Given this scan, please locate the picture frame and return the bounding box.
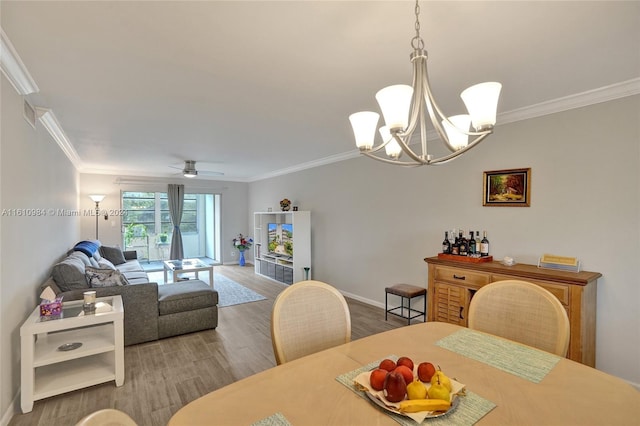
[483,168,531,207]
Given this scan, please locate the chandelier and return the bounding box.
[349,0,502,166]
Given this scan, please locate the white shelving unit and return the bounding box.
[254,210,311,285]
[20,296,124,413]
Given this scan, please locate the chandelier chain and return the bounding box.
[411,0,424,50]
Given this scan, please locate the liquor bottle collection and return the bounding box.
[442,230,490,258]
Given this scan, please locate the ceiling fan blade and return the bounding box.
[167,160,223,177]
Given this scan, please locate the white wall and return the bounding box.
[249,95,640,387]
[78,174,248,264]
[0,76,80,420]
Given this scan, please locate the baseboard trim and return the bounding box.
[339,289,385,310]
[1,390,19,426]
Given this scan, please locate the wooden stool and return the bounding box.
[385,284,427,325]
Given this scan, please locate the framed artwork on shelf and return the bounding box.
[483,168,531,207]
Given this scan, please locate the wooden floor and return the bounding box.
[10,265,410,426]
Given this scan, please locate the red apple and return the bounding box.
[369,368,388,391]
[397,356,414,371]
[378,358,397,372]
[394,365,414,386]
[417,362,436,382]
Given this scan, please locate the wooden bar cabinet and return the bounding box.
[424,256,601,367]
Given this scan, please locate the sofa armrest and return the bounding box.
[123,250,138,260]
[58,282,160,345]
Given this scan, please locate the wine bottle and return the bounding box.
[480,231,490,257]
[475,231,481,254]
[468,231,476,256]
[442,231,451,254]
[451,231,459,255]
[458,230,468,256]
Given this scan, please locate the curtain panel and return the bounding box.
[168,183,185,259]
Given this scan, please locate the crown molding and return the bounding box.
[35,108,82,169]
[498,78,640,125]
[0,28,39,95]
[419,78,640,139]
[248,151,359,182]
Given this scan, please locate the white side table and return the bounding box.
[20,295,124,413]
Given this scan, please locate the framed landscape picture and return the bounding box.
[483,168,531,207]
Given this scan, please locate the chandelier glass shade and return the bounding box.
[349,1,502,166]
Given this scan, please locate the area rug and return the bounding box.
[147,271,267,307]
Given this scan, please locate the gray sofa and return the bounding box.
[41,242,218,345]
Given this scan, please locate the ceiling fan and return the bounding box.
[169,160,224,178]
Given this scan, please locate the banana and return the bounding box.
[398,399,451,413]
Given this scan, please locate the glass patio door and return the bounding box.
[121,191,220,263]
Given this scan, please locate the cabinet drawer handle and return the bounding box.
[453,274,466,280]
[459,306,464,319]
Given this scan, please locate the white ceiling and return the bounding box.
[2,1,639,181]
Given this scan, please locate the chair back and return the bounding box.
[468,280,570,356]
[75,409,137,426]
[271,280,351,365]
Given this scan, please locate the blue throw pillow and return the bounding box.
[73,240,99,258]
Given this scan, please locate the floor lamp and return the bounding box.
[89,195,105,239]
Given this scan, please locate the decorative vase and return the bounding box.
[238,250,246,266]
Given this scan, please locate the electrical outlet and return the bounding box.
[231,251,236,257]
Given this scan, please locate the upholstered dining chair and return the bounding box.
[271,280,351,365]
[75,408,137,426]
[468,280,570,357]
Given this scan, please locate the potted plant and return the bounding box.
[124,223,147,247]
[158,232,168,243]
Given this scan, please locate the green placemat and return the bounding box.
[251,412,291,426]
[336,356,496,425]
[436,328,561,383]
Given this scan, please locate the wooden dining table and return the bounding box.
[168,322,639,425]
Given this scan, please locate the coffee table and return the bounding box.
[20,295,124,413]
[164,258,214,288]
